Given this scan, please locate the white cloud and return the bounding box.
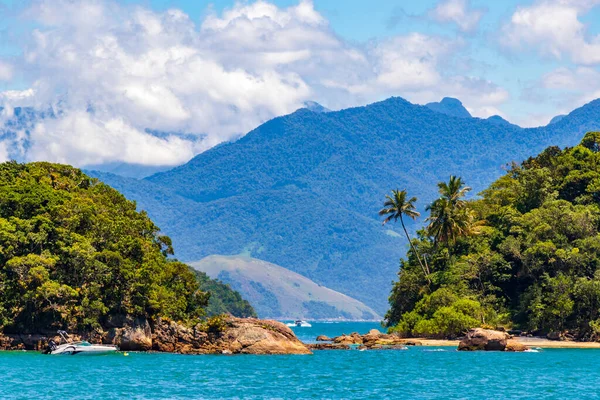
[0,62,13,81]
[0,0,510,168]
[502,0,600,64]
[513,65,600,127]
[542,66,600,105]
[429,0,485,32]
[0,141,10,163]
[0,89,35,105]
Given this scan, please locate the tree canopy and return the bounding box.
[387,132,600,339]
[0,162,254,334]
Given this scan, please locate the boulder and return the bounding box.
[333,332,363,345]
[505,340,529,352]
[213,318,311,355]
[152,318,208,354]
[316,335,331,342]
[401,340,423,346]
[107,317,152,351]
[547,331,562,341]
[308,343,350,350]
[458,328,510,351]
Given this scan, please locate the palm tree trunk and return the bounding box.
[400,216,431,284]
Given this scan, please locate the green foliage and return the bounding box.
[194,270,256,318]
[387,133,600,338]
[0,162,251,333]
[198,314,229,335]
[390,289,484,338]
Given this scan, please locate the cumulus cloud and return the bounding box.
[543,66,600,104]
[429,0,485,32]
[0,0,509,168]
[0,62,13,81]
[501,0,600,64]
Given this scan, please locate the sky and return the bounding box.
[0,0,599,168]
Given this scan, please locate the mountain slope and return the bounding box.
[91,97,600,312]
[425,97,472,118]
[191,255,381,320]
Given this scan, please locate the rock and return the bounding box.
[458,328,510,351]
[151,318,208,354]
[108,317,153,351]
[316,335,331,341]
[505,340,529,352]
[547,331,562,341]
[307,343,350,350]
[213,318,311,355]
[222,350,232,355]
[333,333,363,345]
[401,340,423,346]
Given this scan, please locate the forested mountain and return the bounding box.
[387,133,600,339]
[0,162,254,334]
[91,97,600,312]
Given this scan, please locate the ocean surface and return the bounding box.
[2,322,600,399]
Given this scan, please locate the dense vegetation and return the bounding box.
[0,162,254,334]
[386,133,600,339]
[90,97,600,312]
[195,271,256,318]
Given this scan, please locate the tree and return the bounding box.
[379,189,430,282]
[426,176,474,246]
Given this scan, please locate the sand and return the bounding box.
[414,337,600,349]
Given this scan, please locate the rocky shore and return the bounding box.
[0,317,311,355]
[307,329,423,350]
[308,328,534,352]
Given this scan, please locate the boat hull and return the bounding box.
[50,345,118,356]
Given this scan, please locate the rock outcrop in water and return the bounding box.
[458,328,528,352]
[0,317,311,355]
[308,329,422,350]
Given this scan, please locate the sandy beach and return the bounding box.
[415,337,600,349]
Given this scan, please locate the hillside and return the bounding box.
[0,162,254,334]
[387,132,600,339]
[91,97,600,312]
[190,255,381,320]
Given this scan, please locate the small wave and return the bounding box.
[524,349,540,353]
[423,349,447,352]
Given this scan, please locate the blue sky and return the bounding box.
[0,0,599,167]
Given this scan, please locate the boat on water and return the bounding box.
[43,331,118,355]
[286,320,312,328]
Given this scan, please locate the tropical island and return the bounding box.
[0,162,308,354]
[382,132,600,342]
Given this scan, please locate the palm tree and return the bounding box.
[426,176,473,246]
[379,189,430,282]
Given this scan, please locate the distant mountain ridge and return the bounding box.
[425,97,472,118]
[191,255,381,320]
[88,96,600,312]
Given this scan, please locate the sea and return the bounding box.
[2,321,599,399]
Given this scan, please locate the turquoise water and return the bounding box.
[2,322,600,399]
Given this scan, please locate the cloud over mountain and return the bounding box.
[0,0,508,168]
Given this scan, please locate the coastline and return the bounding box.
[413,337,600,349]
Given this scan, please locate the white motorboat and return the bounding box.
[44,331,118,355]
[286,320,311,328]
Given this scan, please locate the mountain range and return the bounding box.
[85,96,600,313]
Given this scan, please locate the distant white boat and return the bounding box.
[286,320,312,328]
[44,331,118,355]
